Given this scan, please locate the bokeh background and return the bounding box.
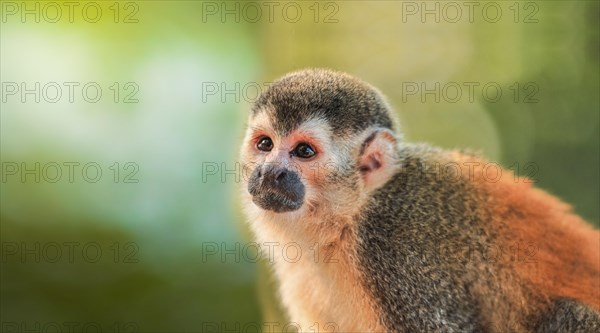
[1,1,598,332]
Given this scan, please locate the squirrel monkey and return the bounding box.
[239,69,600,332]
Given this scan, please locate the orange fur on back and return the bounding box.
[455,152,600,311]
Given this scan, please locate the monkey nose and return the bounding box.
[274,168,287,183]
[258,164,299,189]
[248,164,305,212]
[262,166,287,185]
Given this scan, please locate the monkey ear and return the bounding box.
[358,129,399,191]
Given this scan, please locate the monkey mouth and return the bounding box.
[247,166,306,213]
[250,190,304,213]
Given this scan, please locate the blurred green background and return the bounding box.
[1,1,598,332]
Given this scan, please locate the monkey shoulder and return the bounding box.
[360,143,487,233]
[355,143,491,332]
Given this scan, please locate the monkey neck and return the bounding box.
[244,190,385,332]
[242,195,360,262]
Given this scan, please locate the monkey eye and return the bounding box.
[256,137,273,152]
[292,143,316,159]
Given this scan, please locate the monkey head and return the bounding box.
[240,69,401,219]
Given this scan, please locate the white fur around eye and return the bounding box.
[294,117,349,165]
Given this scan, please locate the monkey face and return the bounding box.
[241,112,346,215]
[240,69,400,218]
[245,118,311,212]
